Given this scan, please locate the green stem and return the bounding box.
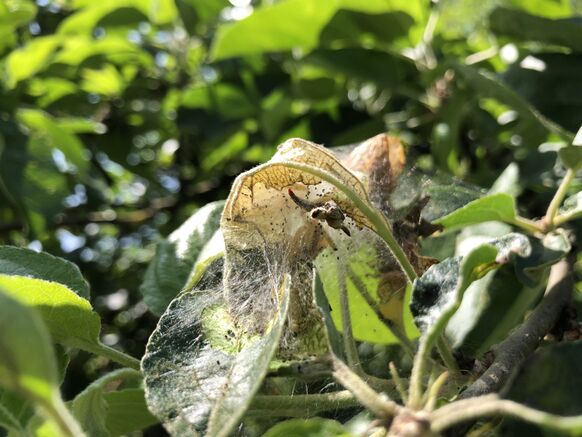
[42,395,85,437]
[425,371,449,412]
[436,336,459,374]
[510,216,544,234]
[544,168,575,229]
[389,362,408,404]
[279,161,418,283]
[338,265,361,372]
[83,342,141,371]
[431,394,582,434]
[249,390,360,416]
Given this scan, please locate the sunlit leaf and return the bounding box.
[0,246,90,299]
[4,36,60,88]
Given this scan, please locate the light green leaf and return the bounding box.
[0,290,84,437]
[142,277,291,436]
[140,200,224,315]
[210,0,338,60]
[5,36,60,88]
[0,246,90,299]
[0,274,101,351]
[434,193,517,229]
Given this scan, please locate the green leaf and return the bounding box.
[140,200,224,315]
[0,345,70,435]
[558,126,582,169]
[0,290,83,436]
[503,341,582,435]
[433,193,517,229]
[210,0,423,60]
[501,53,582,133]
[302,48,417,89]
[102,389,158,436]
[0,123,72,236]
[71,369,154,437]
[142,277,291,436]
[0,246,90,299]
[210,0,339,60]
[4,35,60,88]
[453,63,574,141]
[489,7,582,52]
[410,244,499,333]
[0,274,101,351]
[263,418,349,437]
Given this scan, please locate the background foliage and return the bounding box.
[0,0,581,435]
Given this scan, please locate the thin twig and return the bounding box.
[431,394,582,434]
[425,371,449,412]
[331,356,402,419]
[389,362,408,405]
[459,257,573,400]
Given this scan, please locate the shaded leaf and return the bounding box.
[71,368,153,437]
[0,246,90,299]
[103,389,158,436]
[503,341,582,436]
[142,278,291,436]
[302,48,418,89]
[140,200,224,315]
[490,7,582,52]
[453,63,573,141]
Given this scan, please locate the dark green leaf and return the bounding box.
[0,246,90,299]
[490,7,582,52]
[263,418,348,437]
[143,278,291,436]
[453,63,574,141]
[103,389,158,436]
[503,341,582,436]
[433,193,517,229]
[558,126,582,169]
[140,201,224,315]
[302,48,418,89]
